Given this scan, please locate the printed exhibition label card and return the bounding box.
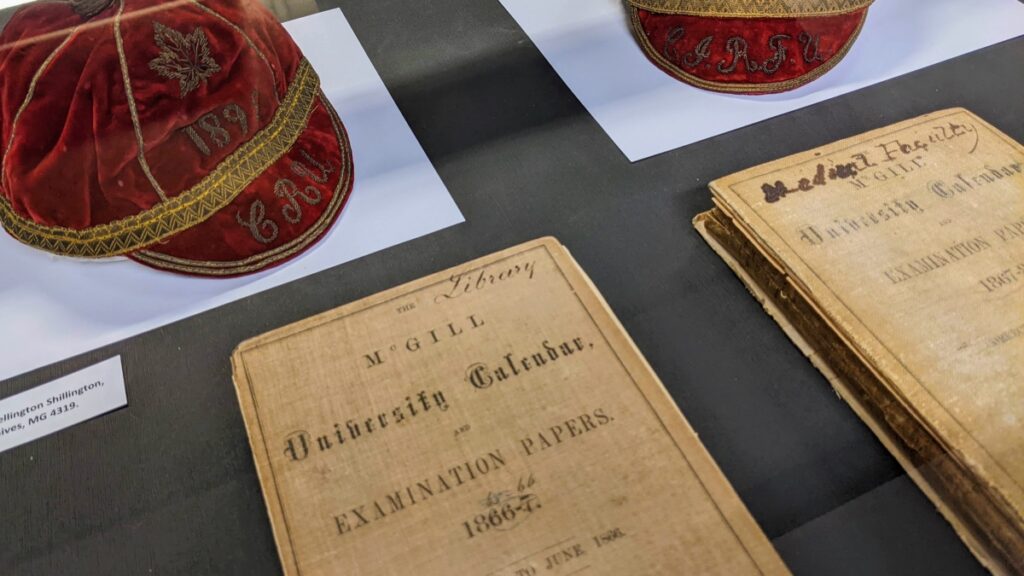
[0,356,127,453]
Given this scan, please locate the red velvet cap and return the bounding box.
[628,0,874,94]
[0,0,353,276]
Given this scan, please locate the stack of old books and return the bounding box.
[695,108,1024,575]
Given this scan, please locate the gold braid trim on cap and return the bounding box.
[627,0,873,18]
[0,58,320,258]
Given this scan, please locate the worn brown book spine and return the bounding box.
[695,208,1024,575]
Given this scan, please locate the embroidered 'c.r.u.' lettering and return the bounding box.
[234,147,334,243]
[275,178,323,224]
[290,149,334,184]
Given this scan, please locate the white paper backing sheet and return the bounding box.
[498,0,1024,161]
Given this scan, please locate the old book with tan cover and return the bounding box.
[694,108,1024,575]
[231,238,789,576]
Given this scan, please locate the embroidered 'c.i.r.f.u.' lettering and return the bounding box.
[628,0,872,17]
[664,27,827,78]
[799,32,825,63]
[630,6,868,94]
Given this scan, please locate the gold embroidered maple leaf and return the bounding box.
[148,21,222,98]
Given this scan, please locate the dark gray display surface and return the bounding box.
[1,1,1020,574]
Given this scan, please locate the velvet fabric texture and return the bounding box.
[630,3,871,94]
[0,0,353,276]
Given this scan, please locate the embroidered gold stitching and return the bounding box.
[663,28,715,69]
[299,184,322,205]
[630,6,868,93]
[762,35,790,75]
[290,149,333,184]
[183,125,212,156]
[659,25,826,79]
[237,147,333,241]
[223,103,249,136]
[0,59,321,257]
[717,37,756,74]
[685,36,712,68]
[131,93,353,276]
[273,178,321,225]
[236,199,278,244]
[799,32,826,63]
[275,181,302,224]
[114,0,167,201]
[181,100,254,156]
[628,0,873,18]
[252,90,261,124]
[148,21,221,98]
[198,112,231,149]
[189,0,282,104]
[663,27,685,64]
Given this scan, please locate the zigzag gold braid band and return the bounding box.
[0,58,319,258]
[627,0,873,18]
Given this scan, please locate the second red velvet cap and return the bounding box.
[628,0,874,94]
